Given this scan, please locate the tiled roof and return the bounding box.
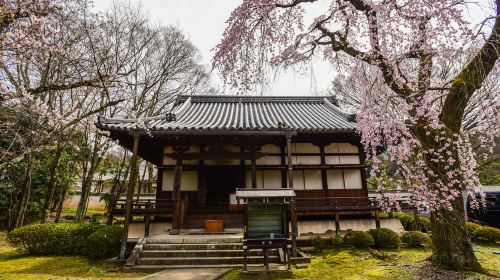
[97,95,356,134]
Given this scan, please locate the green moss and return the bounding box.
[220,244,500,279]
[0,232,146,280]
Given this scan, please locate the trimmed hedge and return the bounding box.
[344,231,374,248]
[466,222,500,243]
[393,212,431,232]
[401,231,431,247]
[83,225,123,259]
[7,223,123,259]
[368,228,401,248]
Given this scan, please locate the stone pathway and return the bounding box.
[139,268,231,280]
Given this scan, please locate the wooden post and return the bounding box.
[171,153,183,234]
[375,210,381,229]
[144,200,151,237]
[335,212,340,235]
[198,146,207,206]
[319,145,328,206]
[285,132,293,189]
[290,198,298,257]
[119,132,140,260]
[280,144,287,188]
[251,152,257,189]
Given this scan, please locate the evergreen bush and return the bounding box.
[83,225,123,259]
[401,231,431,247]
[466,222,500,243]
[344,231,374,248]
[368,228,401,248]
[7,223,122,259]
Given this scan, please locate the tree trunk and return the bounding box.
[12,151,33,230]
[54,183,69,223]
[75,137,102,223]
[430,197,481,271]
[40,143,64,223]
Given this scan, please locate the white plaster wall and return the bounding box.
[338,143,359,153]
[245,171,264,188]
[339,155,360,164]
[295,218,404,235]
[304,170,323,190]
[128,222,171,239]
[292,170,305,190]
[344,169,362,189]
[325,155,340,164]
[327,169,344,189]
[162,170,198,191]
[262,170,281,189]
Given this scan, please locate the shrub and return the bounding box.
[344,231,374,248]
[401,231,431,247]
[90,213,102,225]
[368,228,401,248]
[83,225,123,259]
[329,234,345,246]
[393,212,431,232]
[473,226,500,243]
[7,223,99,255]
[311,235,327,252]
[412,217,431,233]
[465,221,482,241]
[393,212,412,230]
[7,223,122,259]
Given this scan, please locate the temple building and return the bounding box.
[97,95,378,235]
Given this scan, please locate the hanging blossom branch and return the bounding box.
[214,0,500,212]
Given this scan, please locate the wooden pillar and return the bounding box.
[119,132,140,260]
[171,148,184,235]
[375,210,381,229]
[320,145,328,194]
[144,200,151,237]
[335,212,340,235]
[280,144,287,188]
[290,197,298,257]
[251,152,257,189]
[239,146,246,188]
[172,159,182,200]
[285,132,293,189]
[197,146,207,206]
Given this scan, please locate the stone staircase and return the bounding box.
[125,235,282,272]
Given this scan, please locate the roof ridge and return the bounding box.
[175,95,336,103]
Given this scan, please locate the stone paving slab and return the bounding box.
[139,267,231,280]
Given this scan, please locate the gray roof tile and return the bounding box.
[97,95,356,133]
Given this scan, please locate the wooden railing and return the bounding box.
[111,198,179,215]
[294,196,378,212]
[110,198,188,236]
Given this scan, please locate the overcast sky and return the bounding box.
[92,0,493,97]
[92,0,336,96]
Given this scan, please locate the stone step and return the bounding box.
[124,264,242,273]
[140,249,278,258]
[136,255,280,266]
[146,237,243,244]
[143,243,243,250]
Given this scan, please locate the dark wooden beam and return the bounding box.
[251,153,257,189]
[165,151,268,160]
[197,146,207,207]
[286,132,294,189]
[320,145,328,195]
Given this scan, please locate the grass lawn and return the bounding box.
[221,244,500,280]
[1,229,499,280]
[0,232,147,280]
